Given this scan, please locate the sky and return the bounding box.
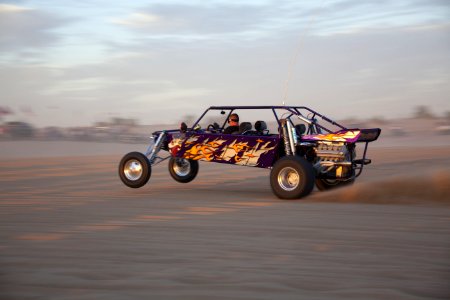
[0,0,449,127]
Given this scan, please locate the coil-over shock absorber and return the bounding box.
[280,119,297,156]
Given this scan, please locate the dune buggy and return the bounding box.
[118,106,381,199]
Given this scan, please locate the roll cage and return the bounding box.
[191,105,346,136]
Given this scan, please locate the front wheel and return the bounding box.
[270,156,315,199]
[118,152,151,188]
[168,157,199,183]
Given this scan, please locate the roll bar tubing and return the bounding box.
[191,106,347,133]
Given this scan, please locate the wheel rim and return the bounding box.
[173,158,191,177]
[278,167,300,191]
[124,159,143,181]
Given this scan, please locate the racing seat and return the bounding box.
[255,121,269,135]
[295,124,306,135]
[238,122,252,134]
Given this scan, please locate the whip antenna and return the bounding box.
[282,0,327,104]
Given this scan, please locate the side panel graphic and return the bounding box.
[168,133,280,168]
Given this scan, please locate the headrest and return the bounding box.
[255,120,267,132]
[295,124,306,135]
[239,122,252,133]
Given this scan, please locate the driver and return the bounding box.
[223,113,240,134]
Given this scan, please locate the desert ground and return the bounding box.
[0,134,449,300]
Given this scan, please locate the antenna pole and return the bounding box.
[281,0,327,104]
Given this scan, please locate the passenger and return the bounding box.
[223,113,240,134]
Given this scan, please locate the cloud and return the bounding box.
[285,0,450,36]
[0,4,67,52]
[109,0,450,47]
[113,3,275,36]
[0,3,31,13]
[112,12,162,28]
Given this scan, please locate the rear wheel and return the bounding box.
[168,157,199,183]
[118,152,151,188]
[270,156,315,199]
[315,178,355,191]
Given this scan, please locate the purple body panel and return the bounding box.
[167,132,280,169]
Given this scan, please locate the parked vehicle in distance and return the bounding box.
[435,125,450,135]
[3,121,35,139]
[118,106,381,199]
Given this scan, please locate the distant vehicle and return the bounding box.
[67,127,91,141]
[389,126,407,137]
[91,126,113,142]
[4,121,34,138]
[118,106,381,199]
[0,125,5,139]
[435,125,450,135]
[40,126,65,140]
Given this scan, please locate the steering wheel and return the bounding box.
[207,122,220,133]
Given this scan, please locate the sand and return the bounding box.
[0,138,449,300]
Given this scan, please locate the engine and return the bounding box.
[313,141,354,178]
